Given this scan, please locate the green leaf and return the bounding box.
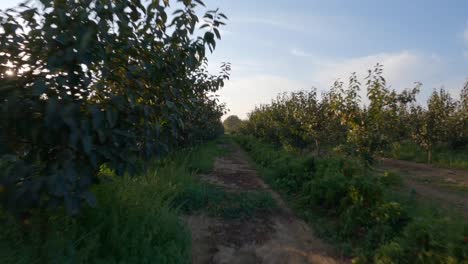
[213,28,221,39]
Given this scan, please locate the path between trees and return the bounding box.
[185,142,348,264]
[379,158,468,218]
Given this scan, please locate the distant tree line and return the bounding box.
[240,64,468,162]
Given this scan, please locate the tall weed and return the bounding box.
[0,153,197,263]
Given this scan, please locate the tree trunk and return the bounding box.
[427,147,432,164]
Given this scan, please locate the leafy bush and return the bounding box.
[301,173,348,214]
[0,157,195,263]
[374,218,466,264]
[236,135,315,192]
[379,171,404,187]
[235,135,465,263]
[302,163,408,248]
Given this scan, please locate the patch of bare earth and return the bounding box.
[379,158,468,218]
[185,143,348,264]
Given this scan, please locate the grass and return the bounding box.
[388,142,468,170]
[175,136,277,219]
[0,136,279,263]
[0,160,193,264]
[376,188,467,263]
[0,139,230,264]
[175,183,277,219]
[186,136,229,173]
[234,134,467,263]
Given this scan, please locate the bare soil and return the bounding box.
[378,158,468,218]
[186,143,349,264]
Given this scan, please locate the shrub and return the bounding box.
[373,242,404,264]
[235,135,464,263]
[301,173,348,214]
[379,171,404,187]
[374,217,465,264]
[0,159,193,263]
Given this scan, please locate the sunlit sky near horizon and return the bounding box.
[2,0,468,119]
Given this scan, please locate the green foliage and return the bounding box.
[0,155,197,263]
[175,183,277,219]
[223,115,244,134]
[0,0,229,216]
[451,81,468,148]
[186,139,227,174]
[300,162,409,249]
[388,142,468,170]
[344,65,419,161]
[239,66,467,165]
[241,89,343,153]
[374,217,466,264]
[410,89,459,163]
[379,171,404,187]
[172,137,277,219]
[235,135,466,263]
[235,135,315,192]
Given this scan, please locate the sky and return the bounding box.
[2,0,468,119]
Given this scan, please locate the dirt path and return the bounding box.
[186,143,348,264]
[378,158,468,217]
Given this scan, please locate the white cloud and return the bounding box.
[290,48,312,57]
[306,51,468,105]
[217,51,465,118]
[219,75,307,119]
[309,51,445,95]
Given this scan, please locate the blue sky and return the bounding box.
[203,0,468,118]
[2,0,468,118]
